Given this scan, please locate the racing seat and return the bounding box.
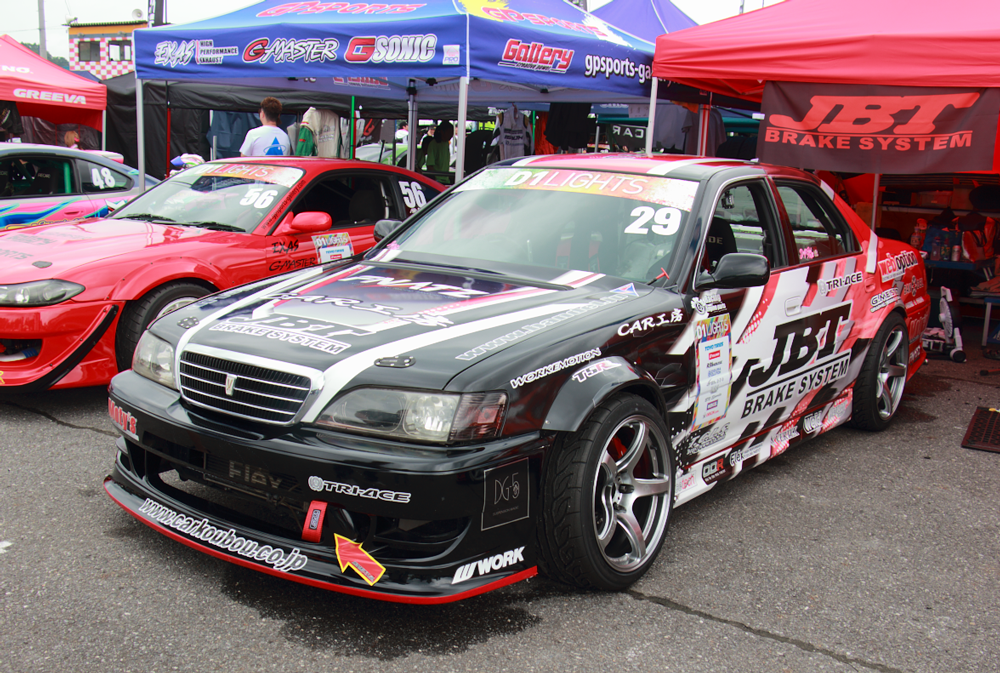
[704,216,738,273]
[345,189,385,225]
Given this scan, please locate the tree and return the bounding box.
[19,41,71,70]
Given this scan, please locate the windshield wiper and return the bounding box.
[115,213,176,223]
[184,221,244,232]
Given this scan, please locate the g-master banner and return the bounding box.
[759,82,1000,174]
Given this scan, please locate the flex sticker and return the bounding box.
[334,534,385,586]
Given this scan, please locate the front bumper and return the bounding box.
[105,371,546,603]
[0,300,122,391]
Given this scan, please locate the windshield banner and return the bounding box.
[759,82,1000,173]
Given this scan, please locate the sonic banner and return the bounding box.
[759,82,1000,174]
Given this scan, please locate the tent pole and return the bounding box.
[697,104,710,156]
[210,111,216,160]
[350,96,356,159]
[645,77,659,154]
[871,173,880,229]
[406,79,418,173]
[593,122,600,153]
[101,110,106,150]
[136,78,146,193]
[456,76,469,182]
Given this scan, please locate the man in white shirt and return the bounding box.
[240,97,291,157]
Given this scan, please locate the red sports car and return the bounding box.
[0,157,444,391]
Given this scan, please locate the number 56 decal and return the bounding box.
[240,187,278,209]
[624,206,682,236]
[400,181,427,212]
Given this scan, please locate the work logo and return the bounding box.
[499,40,573,73]
[452,546,525,584]
[345,35,436,63]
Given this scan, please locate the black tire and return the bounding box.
[537,394,674,590]
[115,282,210,371]
[849,313,908,431]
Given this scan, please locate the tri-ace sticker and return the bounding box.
[308,476,411,503]
[452,546,526,585]
[817,272,863,294]
[482,459,529,531]
[209,315,350,355]
[877,250,919,282]
[108,399,138,438]
[138,498,307,573]
[741,302,851,419]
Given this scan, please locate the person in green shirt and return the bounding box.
[424,121,453,175]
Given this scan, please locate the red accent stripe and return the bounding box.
[104,479,537,605]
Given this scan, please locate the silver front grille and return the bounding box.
[179,351,312,424]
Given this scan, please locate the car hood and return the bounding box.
[171,261,646,393]
[0,218,219,281]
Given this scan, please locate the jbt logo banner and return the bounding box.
[759,82,1000,174]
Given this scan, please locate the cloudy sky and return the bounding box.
[8,0,780,61]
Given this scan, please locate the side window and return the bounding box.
[397,178,434,217]
[3,157,74,197]
[78,161,131,193]
[702,181,784,274]
[292,174,399,229]
[776,182,859,264]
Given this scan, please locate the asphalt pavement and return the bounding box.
[1,338,998,673]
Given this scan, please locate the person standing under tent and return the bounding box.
[424,121,454,174]
[241,97,291,157]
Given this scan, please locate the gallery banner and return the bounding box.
[759,82,1000,173]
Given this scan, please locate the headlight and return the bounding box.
[132,331,176,389]
[316,388,507,444]
[0,280,84,306]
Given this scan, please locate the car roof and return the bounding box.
[0,142,130,170]
[489,153,814,184]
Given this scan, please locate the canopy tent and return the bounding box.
[650,0,1000,102]
[647,0,1000,176]
[592,0,697,44]
[0,35,106,130]
[132,0,657,182]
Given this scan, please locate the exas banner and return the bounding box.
[759,82,1000,173]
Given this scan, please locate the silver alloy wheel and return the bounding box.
[877,324,908,420]
[591,414,672,572]
[155,296,198,321]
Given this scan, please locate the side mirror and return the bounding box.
[373,218,403,242]
[699,253,770,289]
[273,211,332,236]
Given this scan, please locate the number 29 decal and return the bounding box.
[624,206,682,236]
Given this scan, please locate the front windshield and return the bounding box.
[389,167,698,283]
[112,162,304,232]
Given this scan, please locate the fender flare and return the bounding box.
[110,256,227,301]
[542,356,665,434]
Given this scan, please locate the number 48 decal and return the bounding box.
[90,167,116,190]
[400,181,427,211]
[624,206,682,236]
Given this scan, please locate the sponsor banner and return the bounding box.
[607,122,647,152]
[760,82,1000,174]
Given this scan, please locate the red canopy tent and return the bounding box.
[651,0,1000,101]
[1,35,106,130]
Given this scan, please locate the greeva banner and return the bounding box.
[759,82,1000,174]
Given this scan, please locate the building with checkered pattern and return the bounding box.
[67,20,146,80]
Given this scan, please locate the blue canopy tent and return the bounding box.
[591,0,697,44]
[132,0,657,182]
